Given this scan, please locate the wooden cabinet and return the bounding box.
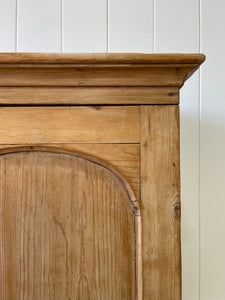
[0,53,205,300]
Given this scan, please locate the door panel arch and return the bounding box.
[0,147,141,300]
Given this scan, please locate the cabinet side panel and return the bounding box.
[140,105,181,300]
[154,1,200,298]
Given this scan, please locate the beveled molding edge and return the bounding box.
[0,53,205,105]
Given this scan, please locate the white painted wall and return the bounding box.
[0,1,224,299]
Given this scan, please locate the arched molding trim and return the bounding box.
[0,145,140,216]
[0,145,143,299]
[0,145,142,299]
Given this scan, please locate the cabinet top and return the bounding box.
[0,53,205,105]
[0,53,205,65]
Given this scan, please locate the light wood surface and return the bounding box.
[51,143,140,201]
[140,105,181,300]
[0,64,200,87]
[0,143,140,200]
[0,53,205,64]
[0,53,205,105]
[0,106,139,144]
[0,53,205,300]
[0,87,179,105]
[0,64,201,87]
[155,5,202,299]
[0,148,140,300]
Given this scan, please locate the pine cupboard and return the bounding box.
[0,53,205,300]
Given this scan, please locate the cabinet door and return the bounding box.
[0,105,181,300]
[0,147,140,300]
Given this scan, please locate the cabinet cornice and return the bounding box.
[0,53,205,105]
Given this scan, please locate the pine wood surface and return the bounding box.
[0,53,205,300]
[0,106,139,144]
[0,86,179,105]
[0,65,198,87]
[0,52,205,64]
[0,149,139,300]
[0,143,140,200]
[140,105,181,300]
[0,53,205,105]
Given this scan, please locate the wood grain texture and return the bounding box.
[0,106,139,144]
[140,105,181,300]
[0,87,179,105]
[0,148,140,300]
[0,64,201,88]
[51,143,140,201]
[0,53,206,300]
[0,53,205,64]
[0,54,205,103]
[0,53,205,106]
[0,143,140,200]
[154,3,201,299]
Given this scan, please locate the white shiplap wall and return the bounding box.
[200,1,225,299]
[0,1,224,299]
[0,0,16,51]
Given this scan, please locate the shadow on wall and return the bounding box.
[180,64,225,300]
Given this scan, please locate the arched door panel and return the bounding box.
[0,148,140,300]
